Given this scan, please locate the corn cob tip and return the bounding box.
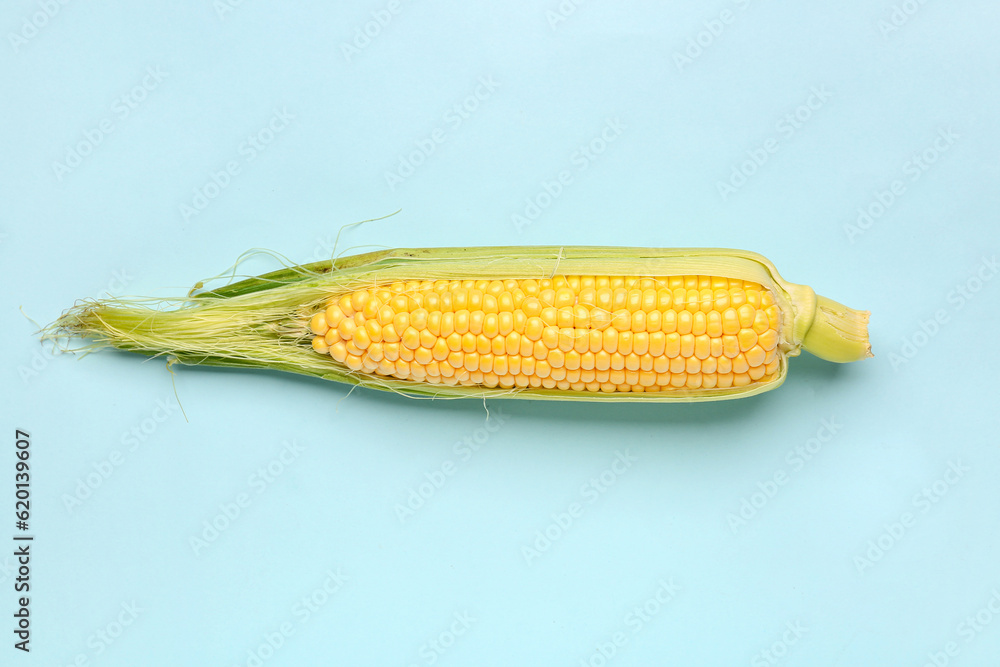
[799,295,872,363]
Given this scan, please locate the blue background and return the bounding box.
[3,1,999,665]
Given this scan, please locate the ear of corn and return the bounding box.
[45,247,871,402]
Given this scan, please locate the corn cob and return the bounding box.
[46,247,871,402]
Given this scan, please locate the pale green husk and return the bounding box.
[44,246,871,402]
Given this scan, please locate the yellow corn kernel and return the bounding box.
[311,274,793,395]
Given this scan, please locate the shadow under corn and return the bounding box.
[91,347,860,445]
[334,352,858,441]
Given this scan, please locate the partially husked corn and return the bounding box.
[307,276,783,393]
[48,246,871,402]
